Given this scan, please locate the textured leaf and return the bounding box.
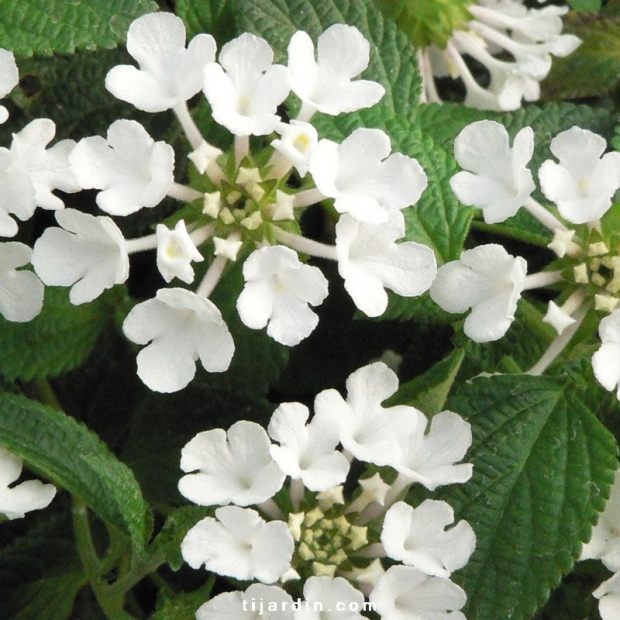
[0,393,152,549]
[0,287,114,382]
[543,14,620,100]
[176,0,238,41]
[0,0,157,57]
[445,374,618,620]
[233,0,422,116]
[152,581,216,620]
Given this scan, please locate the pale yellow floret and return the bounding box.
[588,241,609,257]
[219,207,235,225]
[202,191,222,217]
[574,264,589,284]
[595,294,620,312]
[241,211,263,230]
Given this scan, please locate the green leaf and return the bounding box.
[445,374,618,620]
[569,0,602,11]
[0,514,86,620]
[0,0,158,57]
[152,580,216,620]
[233,0,422,116]
[0,393,152,549]
[543,15,620,100]
[176,0,238,41]
[388,348,464,415]
[0,287,114,382]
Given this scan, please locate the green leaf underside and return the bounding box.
[0,0,158,57]
[233,0,422,116]
[445,374,618,620]
[0,287,110,381]
[0,393,152,549]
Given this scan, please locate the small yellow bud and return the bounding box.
[590,258,601,272]
[606,278,620,294]
[329,549,348,566]
[202,191,222,217]
[288,512,305,541]
[226,190,242,205]
[588,241,609,257]
[241,211,263,230]
[236,167,262,185]
[304,508,324,527]
[298,542,315,561]
[595,294,620,313]
[333,515,350,535]
[348,525,368,551]
[219,207,235,225]
[592,273,606,287]
[312,563,337,578]
[574,264,589,284]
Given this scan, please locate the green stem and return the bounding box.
[470,220,551,248]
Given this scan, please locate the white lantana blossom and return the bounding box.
[335,211,437,317]
[178,420,285,507]
[299,576,367,620]
[123,288,234,393]
[369,565,467,620]
[0,445,56,520]
[203,33,290,136]
[309,128,428,225]
[181,506,294,583]
[539,127,620,225]
[196,584,294,620]
[10,118,80,211]
[156,220,204,284]
[0,147,34,237]
[271,120,318,177]
[594,572,620,620]
[70,119,175,216]
[450,120,535,224]
[430,243,527,343]
[592,311,620,400]
[236,245,328,346]
[0,49,18,123]
[0,242,44,322]
[287,24,384,120]
[105,12,216,112]
[581,470,620,571]
[313,362,418,466]
[381,500,476,578]
[32,209,129,305]
[268,402,350,492]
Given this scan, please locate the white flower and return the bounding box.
[10,118,79,211]
[271,121,318,177]
[156,220,204,284]
[593,310,620,400]
[381,500,476,578]
[196,584,294,620]
[450,120,535,224]
[594,572,620,620]
[581,470,620,570]
[268,402,350,492]
[181,505,294,583]
[430,244,527,343]
[298,576,366,620]
[313,362,417,466]
[539,127,620,224]
[236,246,328,346]
[0,242,44,322]
[178,420,285,507]
[70,119,174,216]
[0,445,56,520]
[0,147,34,237]
[394,411,473,491]
[287,24,384,119]
[123,288,234,393]
[32,209,129,305]
[335,212,437,317]
[203,33,290,136]
[309,128,427,225]
[0,49,18,123]
[369,565,467,620]
[105,12,216,112]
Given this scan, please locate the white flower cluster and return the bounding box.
[0,445,56,520]
[580,470,620,620]
[433,119,620,398]
[418,0,580,111]
[178,362,475,619]
[0,12,438,393]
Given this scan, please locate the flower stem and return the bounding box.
[293,188,326,208]
[523,197,567,233]
[275,229,338,260]
[173,102,205,150]
[522,270,563,291]
[167,182,203,202]
[124,234,158,255]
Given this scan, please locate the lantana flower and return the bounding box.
[287,24,385,121]
[594,572,620,620]
[592,311,620,402]
[450,120,535,224]
[539,127,620,225]
[181,506,295,583]
[430,244,528,343]
[0,445,56,520]
[122,288,234,393]
[0,242,44,322]
[156,220,204,284]
[178,420,285,507]
[203,33,290,136]
[309,128,427,225]
[70,119,175,216]
[0,49,18,123]
[32,209,129,305]
[236,245,329,346]
[335,211,437,317]
[196,584,294,620]
[105,12,216,112]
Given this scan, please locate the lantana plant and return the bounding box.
[0,1,620,620]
